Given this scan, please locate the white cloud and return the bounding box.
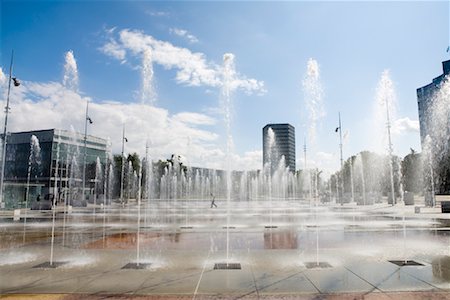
[99,39,126,62]
[316,151,334,161]
[392,117,419,135]
[231,150,262,171]
[146,11,169,17]
[0,78,264,171]
[100,29,266,94]
[0,67,6,87]
[173,112,216,125]
[170,28,199,43]
[297,151,339,174]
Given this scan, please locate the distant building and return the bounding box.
[262,123,295,172]
[3,129,108,208]
[417,60,450,196]
[417,60,450,144]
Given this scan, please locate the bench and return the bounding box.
[435,195,450,213]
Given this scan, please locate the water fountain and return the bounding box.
[63,50,79,92]
[34,137,67,268]
[23,135,41,243]
[421,74,450,205]
[141,49,156,105]
[215,53,238,269]
[4,47,450,298]
[354,153,367,205]
[265,127,276,229]
[375,70,397,205]
[301,58,330,269]
[93,156,102,217]
[423,135,436,206]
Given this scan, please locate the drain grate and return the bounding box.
[180,226,193,229]
[265,225,278,229]
[304,262,332,269]
[33,261,68,268]
[214,263,241,270]
[222,226,235,229]
[388,260,424,266]
[121,263,152,269]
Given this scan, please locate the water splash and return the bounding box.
[63,50,79,92]
[265,127,278,173]
[354,154,367,205]
[141,49,156,105]
[422,135,436,206]
[374,70,397,204]
[221,53,236,264]
[426,76,450,164]
[302,58,324,144]
[94,157,102,213]
[373,70,398,151]
[23,135,41,243]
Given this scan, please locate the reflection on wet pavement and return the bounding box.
[0,200,450,298]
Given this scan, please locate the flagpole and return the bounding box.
[338,112,345,205]
[120,124,126,205]
[82,100,90,203]
[0,50,19,207]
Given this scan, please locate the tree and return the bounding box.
[401,149,423,194]
[128,153,140,172]
[112,153,141,199]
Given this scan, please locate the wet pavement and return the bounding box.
[0,199,450,299]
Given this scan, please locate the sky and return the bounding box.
[0,0,449,174]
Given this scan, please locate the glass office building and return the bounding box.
[417,60,450,195]
[262,123,296,172]
[3,129,109,208]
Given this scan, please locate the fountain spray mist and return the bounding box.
[266,128,276,226]
[49,137,60,266]
[302,59,324,204]
[375,70,397,205]
[63,50,79,92]
[141,49,156,105]
[222,53,235,264]
[424,74,450,202]
[302,58,324,145]
[23,135,41,243]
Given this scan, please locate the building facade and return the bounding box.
[3,129,109,208]
[417,60,450,196]
[417,59,450,144]
[262,123,296,172]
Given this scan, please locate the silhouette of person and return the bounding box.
[210,193,217,208]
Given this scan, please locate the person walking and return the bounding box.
[210,193,217,208]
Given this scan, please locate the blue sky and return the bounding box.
[1,1,449,172]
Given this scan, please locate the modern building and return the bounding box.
[417,59,450,144]
[417,59,450,197]
[2,129,109,208]
[262,123,295,172]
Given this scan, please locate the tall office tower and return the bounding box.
[262,123,296,172]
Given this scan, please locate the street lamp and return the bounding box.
[0,50,20,208]
[82,100,92,203]
[385,94,396,206]
[335,112,344,205]
[120,124,128,206]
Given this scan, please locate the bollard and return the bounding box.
[13,209,20,221]
[441,201,450,213]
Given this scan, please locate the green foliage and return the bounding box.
[401,148,423,194]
